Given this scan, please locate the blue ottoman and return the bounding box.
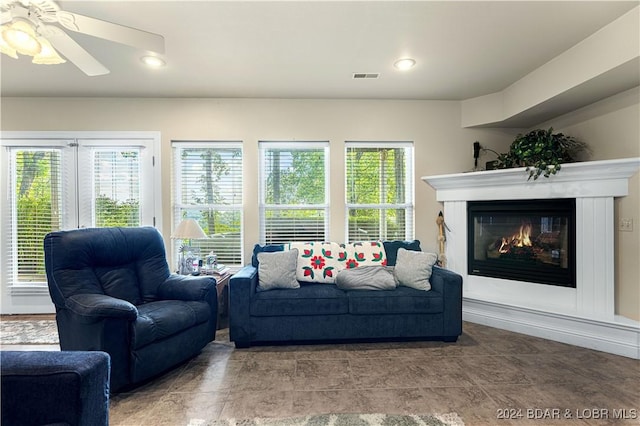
[1,351,110,426]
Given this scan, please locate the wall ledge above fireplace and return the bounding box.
[422,157,640,202]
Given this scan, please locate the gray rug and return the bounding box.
[0,320,59,344]
[208,413,465,426]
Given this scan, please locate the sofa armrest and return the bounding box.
[65,294,138,320]
[430,266,463,338]
[229,265,258,347]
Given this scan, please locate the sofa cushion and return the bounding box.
[257,249,300,291]
[347,287,444,315]
[383,240,421,266]
[132,300,211,349]
[394,249,437,291]
[250,284,349,316]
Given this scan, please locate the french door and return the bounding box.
[0,131,161,314]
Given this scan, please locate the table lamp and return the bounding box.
[172,219,207,274]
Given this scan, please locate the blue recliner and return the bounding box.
[44,226,218,392]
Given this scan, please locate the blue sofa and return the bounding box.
[1,350,110,426]
[229,241,463,348]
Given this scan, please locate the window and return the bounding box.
[259,141,329,244]
[1,132,160,314]
[345,142,414,241]
[172,142,243,266]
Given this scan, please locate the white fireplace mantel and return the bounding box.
[424,158,640,202]
[422,158,640,359]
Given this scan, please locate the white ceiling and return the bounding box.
[1,1,637,100]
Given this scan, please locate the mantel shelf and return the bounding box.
[422,158,640,202]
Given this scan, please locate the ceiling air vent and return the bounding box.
[353,73,380,79]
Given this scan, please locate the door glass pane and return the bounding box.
[11,149,62,283]
[93,148,141,227]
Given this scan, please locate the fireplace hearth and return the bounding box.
[467,199,576,287]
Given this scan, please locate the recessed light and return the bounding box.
[394,58,416,71]
[141,55,166,68]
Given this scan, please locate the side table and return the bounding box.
[213,272,231,330]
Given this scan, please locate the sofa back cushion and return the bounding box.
[383,240,421,266]
[251,240,422,286]
[44,227,171,307]
[251,244,285,267]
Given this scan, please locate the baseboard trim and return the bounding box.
[463,297,640,359]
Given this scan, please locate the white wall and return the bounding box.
[0,96,516,261]
[3,93,636,320]
[538,87,640,321]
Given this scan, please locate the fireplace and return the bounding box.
[467,199,576,287]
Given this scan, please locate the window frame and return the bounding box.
[172,141,244,267]
[258,141,330,244]
[344,141,415,242]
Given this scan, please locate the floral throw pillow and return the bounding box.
[341,241,388,269]
[289,242,343,283]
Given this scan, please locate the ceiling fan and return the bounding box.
[0,0,164,76]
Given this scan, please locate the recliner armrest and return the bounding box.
[158,274,217,303]
[65,294,138,320]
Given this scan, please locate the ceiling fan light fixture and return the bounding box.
[32,37,66,64]
[2,19,42,56]
[141,55,165,68]
[0,28,19,59]
[393,58,416,71]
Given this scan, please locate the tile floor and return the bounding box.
[3,321,639,425]
[107,323,639,426]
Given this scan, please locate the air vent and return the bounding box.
[353,73,380,79]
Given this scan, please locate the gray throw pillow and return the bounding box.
[257,248,300,291]
[336,266,397,290]
[393,248,437,291]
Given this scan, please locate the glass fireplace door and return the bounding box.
[467,199,576,287]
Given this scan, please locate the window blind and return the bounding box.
[172,142,243,265]
[93,148,141,227]
[8,148,63,284]
[345,142,414,242]
[259,141,329,244]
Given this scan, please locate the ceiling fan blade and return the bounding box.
[46,27,109,76]
[57,11,165,54]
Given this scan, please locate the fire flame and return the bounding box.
[499,223,533,253]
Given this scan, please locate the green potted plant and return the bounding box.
[495,127,589,180]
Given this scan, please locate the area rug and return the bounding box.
[0,320,234,345]
[0,320,59,344]
[206,413,465,426]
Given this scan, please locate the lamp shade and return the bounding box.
[32,37,66,64]
[172,219,207,240]
[0,29,18,58]
[2,19,41,56]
